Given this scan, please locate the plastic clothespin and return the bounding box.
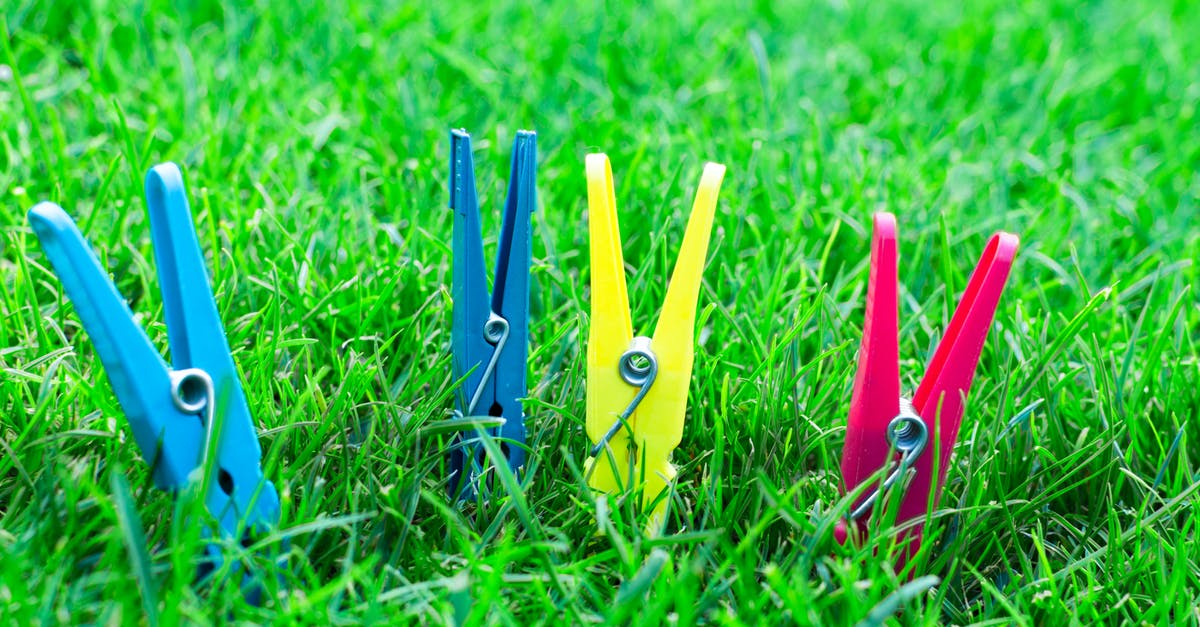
[28,163,280,591]
[447,129,536,501]
[836,212,1018,560]
[584,154,725,529]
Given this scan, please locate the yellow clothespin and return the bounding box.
[583,153,726,529]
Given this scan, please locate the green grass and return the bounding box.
[2,0,1199,623]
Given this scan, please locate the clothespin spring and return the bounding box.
[466,313,510,416]
[589,336,658,457]
[168,368,218,474]
[847,398,928,521]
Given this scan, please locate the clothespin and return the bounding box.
[584,154,725,528]
[836,212,1018,560]
[27,163,281,594]
[447,129,536,501]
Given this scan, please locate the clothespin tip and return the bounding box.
[28,202,72,235]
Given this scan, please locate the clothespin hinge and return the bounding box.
[167,367,218,470]
[847,398,929,521]
[465,312,511,416]
[588,336,658,457]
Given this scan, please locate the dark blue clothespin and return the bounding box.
[447,129,536,500]
[28,163,281,595]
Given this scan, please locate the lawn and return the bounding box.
[2,0,1199,624]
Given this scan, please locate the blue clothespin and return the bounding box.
[447,129,536,500]
[27,163,281,589]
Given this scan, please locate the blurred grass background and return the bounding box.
[2,0,1198,623]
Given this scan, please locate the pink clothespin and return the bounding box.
[836,213,1018,561]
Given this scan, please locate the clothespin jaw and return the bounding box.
[27,163,280,576]
[584,154,726,528]
[836,212,1017,559]
[447,129,536,500]
[583,154,637,499]
[838,214,902,529]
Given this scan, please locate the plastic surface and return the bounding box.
[27,163,280,573]
[584,154,725,528]
[447,129,536,500]
[837,212,1018,557]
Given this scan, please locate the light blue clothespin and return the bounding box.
[28,163,280,598]
[447,129,536,500]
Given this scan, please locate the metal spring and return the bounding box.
[466,312,510,416]
[169,367,216,469]
[848,397,929,521]
[589,336,658,457]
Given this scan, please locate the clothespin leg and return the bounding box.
[900,231,1019,528]
[448,129,496,500]
[143,164,280,541]
[489,130,538,475]
[637,162,726,525]
[584,154,637,496]
[836,213,903,543]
